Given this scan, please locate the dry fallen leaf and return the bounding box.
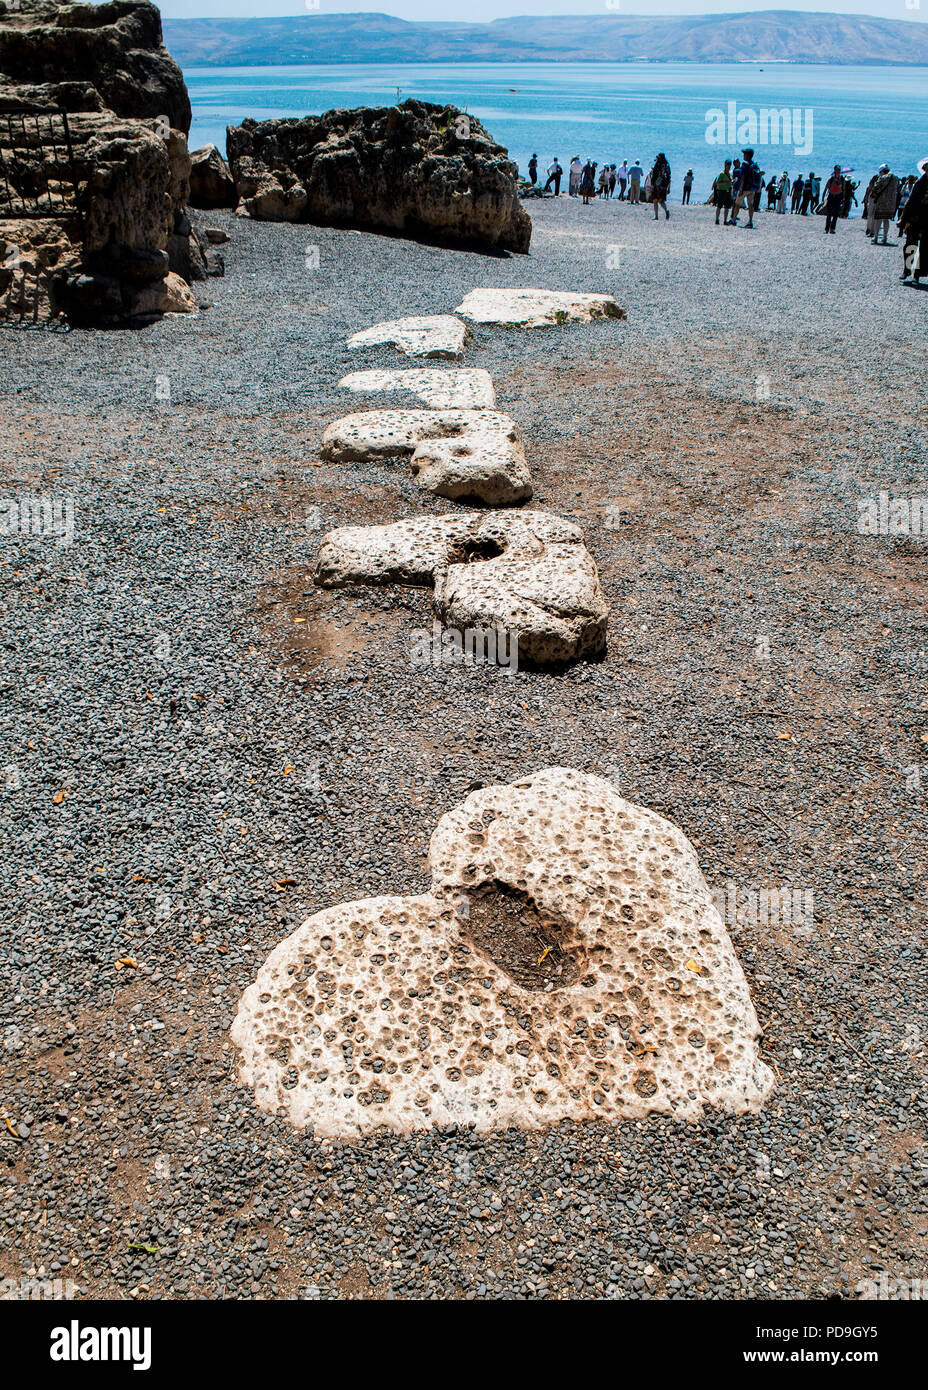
[115,957,138,970]
[686,959,705,975]
[536,946,551,965]
[53,789,68,805]
[282,765,294,776]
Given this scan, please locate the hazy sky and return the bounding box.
[159,3,928,24]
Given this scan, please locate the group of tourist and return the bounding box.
[531,153,676,217]
[525,148,928,280]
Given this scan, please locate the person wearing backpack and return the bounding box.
[732,147,760,228]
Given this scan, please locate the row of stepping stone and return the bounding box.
[315,288,625,665]
[228,291,774,1139]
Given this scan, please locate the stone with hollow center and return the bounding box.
[347,315,467,358]
[320,409,530,506]
[314,509,608,665]
[455,288,625,327]
[231,768,775,1138]
[338,368,496,409]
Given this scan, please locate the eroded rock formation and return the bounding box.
[188,142,235,209]
[339,367,496,409]
[315,510,609,665]
[231,768,774,1137]
[347,315,467,359]
[0,1,216,323]
[455,287,626,327]
[320,409,531,506]
[226,100,531,254]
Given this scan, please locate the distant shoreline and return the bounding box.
[163,11,928,69]
[179,58,928,69]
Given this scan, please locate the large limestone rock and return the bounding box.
[0,2,212,323]
[188,143,235,209]
[0,217,79,321]
[0,1,190,132]
[129,267,196,315]
[231,768,774,1137]
[455,287,626,327]
[347,315,467,360]
[339,368,496,409]
[0,111,189,321]
[315,510,609,665]
[226,99,531,253]
[320,409,531,506]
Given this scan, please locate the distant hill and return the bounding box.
[163,11,928,67]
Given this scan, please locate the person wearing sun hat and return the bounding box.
[899,156,928,283]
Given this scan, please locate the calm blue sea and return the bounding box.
[184,63,927,206]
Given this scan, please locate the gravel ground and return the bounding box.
[1,196,926,1301]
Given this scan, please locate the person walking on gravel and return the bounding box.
[802,172,819,215]
[628,159,643,204]
[823,166,844,233]
[568,156,583,197]
[712,160,734,224]
[528,153,538,186]
[616,160,629,199]
[791,174,804,212]
[681,170,694,205]
[543,157,562,195]
[650,152,671,219]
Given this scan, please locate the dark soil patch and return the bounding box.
[462,880,586,990]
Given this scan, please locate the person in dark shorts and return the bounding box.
[712,160,734,224]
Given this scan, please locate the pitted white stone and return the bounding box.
[320,408,530,506]
[347,315,467,358]
[231,768,774,1138]
[338,368,496,409]
[455,287,625,327]
[314,509,609,664]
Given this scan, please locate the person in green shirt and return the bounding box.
[713,160,734,225]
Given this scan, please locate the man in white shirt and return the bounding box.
[543,158,562,195]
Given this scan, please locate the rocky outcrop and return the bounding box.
[188,142,236,209]
[231,768,774,1137]
[315,510,609,665]
[226,99,531,254]
[0,2,217,323]
[0,0,190,132]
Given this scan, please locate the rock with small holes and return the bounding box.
[347,315,467,359]
[455,288,625,327]
[231,768,774,1137]
[314,509,608,664]
[320,408,530,505]
[338,368,496,409]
